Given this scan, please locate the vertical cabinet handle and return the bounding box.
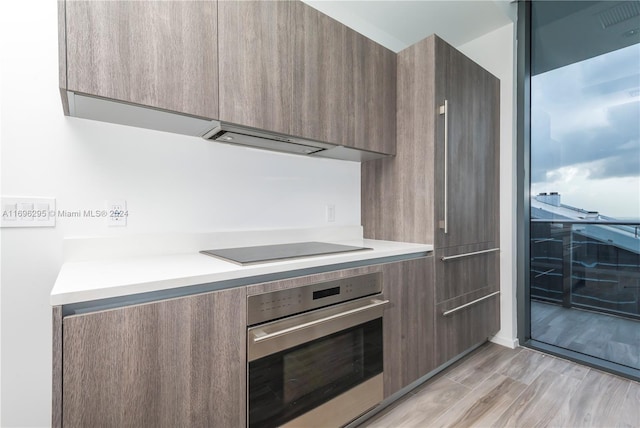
[439,100,449,234]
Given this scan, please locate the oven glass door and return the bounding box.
[248,318,382,428]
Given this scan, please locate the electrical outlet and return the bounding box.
[107,200,127,227]
[1,197,56,227]
[326,204,336,223]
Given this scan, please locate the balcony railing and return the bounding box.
[530,219,640,320]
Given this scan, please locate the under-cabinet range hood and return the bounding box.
[202,122,387,161]
[67,92,388,162]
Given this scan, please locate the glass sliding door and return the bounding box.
[528,0,640,378]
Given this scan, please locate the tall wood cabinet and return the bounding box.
[362,34,500,367]
[59,287,246,428]
[63,0,218,119]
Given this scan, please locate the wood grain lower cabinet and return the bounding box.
[434,287,500,366]
[435,244,499,304]
[61,287,246,428]
[382,257,435,398]
[64,0,218,119]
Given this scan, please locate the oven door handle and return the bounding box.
[253,299,389,343]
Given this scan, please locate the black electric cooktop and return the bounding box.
[200,241,372,265]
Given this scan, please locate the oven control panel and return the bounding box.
[247,272,382,326]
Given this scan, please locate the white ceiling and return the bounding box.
[303,1,517,52]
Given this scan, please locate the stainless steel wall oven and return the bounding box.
[247,273,388,428]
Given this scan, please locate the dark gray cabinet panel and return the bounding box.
[65,1,218,119]
[382,257,435,398]
[218,0,292,135]
[62,287,246,428]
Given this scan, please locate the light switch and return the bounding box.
[1,197,55,228]
[35,203,50,221]
[326,204,336,223]
[2,203,17,221]
[19,203,35,221]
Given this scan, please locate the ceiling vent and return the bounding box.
[598,2,640,29]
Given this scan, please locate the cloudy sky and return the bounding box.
[531,43,640,219]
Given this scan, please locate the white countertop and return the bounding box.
[51,238,432,306]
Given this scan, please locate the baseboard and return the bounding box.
[490,334,519,349]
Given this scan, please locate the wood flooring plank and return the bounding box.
[364,376,471,428]
[544,355,591,382]
[496,348,554,385]
[492,369,582,427]
[616,380,640,428]
[445,343,522,389]
[360,347,639,428]
[548,368,631,428]
[431,373,527,428]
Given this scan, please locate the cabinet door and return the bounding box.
[362,36,436,244]
[292,2,396,155]
[434,37,500,249]
[62,288,246,427]
[382,257,435,398]
[218,0,292,135]
[354,36,397,155]
[434,244,499,304]
[292,1,355,146]
[435,287,500,366]
[65,1,218,119]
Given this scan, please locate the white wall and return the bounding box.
[0,2,360,426]
[458,23,519,349]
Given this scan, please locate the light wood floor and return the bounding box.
[361,343,640,428]
[532,300,640,369]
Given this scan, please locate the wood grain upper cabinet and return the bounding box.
[434,37,500,249]
[292,1,396,154]
[64,1,218,119]
[218,0,292,135]
[61,287,246,428]
[292,2,354,148]
[354,37,397,155]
